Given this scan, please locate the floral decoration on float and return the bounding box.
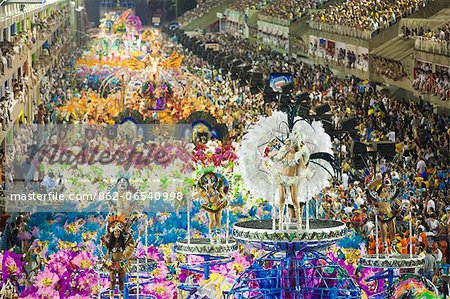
[5,243,179,299]
[138,81,173,111]
[386,275,438,299]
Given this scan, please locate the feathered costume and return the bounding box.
[127,52,183,72]
[366,180,401,222]
[238,111,335,204]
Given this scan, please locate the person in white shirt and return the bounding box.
[342,172,349,188]
[363,221,374,237]
[386,131,395,142]
[426,215,440,236]
[343,204,353,214]
[355,196,364,207]
[416,158,427,173]
[426,198,436,215]
[434,247,443,264]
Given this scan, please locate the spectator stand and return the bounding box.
[371,39,413,83]
[310,0,447,42]
[400,12,450,56]
[413,61,449,103]
[254,0,329,55]
[307,35,371,79]
[256,19,290,53]
[225,0,269,38]
[180,0,237,32]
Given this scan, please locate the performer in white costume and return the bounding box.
[269,133,310,228]
[239,111,335,230]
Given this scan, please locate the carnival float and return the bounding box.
[0,10,440,299]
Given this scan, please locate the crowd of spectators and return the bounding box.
[0,32,36,132]
[312,0,435,35]
[402,23,450,56]
[177,0,222,26]
[256,31,289,52]
[401,23,450,41]
[0,31,36,76]
[413,62,450,101]
[174,32,449,287]
[32,48,81,124]
[0,8,69,132]
[229,0,266,12]
[260,0,323,22]
[373,57,408,81]
[436,23,450,40]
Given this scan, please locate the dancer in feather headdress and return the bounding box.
[127,41,183,82]
[366,178,401,254]
[101,215,136,299]
[196,171,229,244]
[238,108,336,230]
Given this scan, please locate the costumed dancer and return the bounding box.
[109,176,133,219]
[101,215,136,299]
[127,40,183,83]
[270,133,311,229]
[238,110,335,231]
[197,172,228,244]
[366,178,401,254]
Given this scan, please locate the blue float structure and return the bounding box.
[97,258,158,299]
[176,238,238,294]
[359,209,438,298]
[175,170,237,297]
[224,219,362,299]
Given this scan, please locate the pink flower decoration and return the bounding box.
[36,286,61,298]
[71,251,95,269]
[142,279,177,299]
[66,295,91,299]
[151,261,169,279]
[2,251,25,279]
[35,270,60,289]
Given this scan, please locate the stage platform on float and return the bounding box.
[233,219,347,251]
[175,238,238,256]
[361,253,425,269]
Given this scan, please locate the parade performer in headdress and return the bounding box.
[366,179,401,254]
[270,132,311,228]
[114,176,133,218]
[101,215,136,298]
[127,41,183,82]
[238,109,336,230]
[196,172,229,244]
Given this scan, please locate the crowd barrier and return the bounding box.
[259,14,292,26]
[309,21,374,40]
[415,38,450,56]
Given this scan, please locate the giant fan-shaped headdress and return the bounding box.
[237,110,336,203]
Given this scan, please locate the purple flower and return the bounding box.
[2,251,24,283]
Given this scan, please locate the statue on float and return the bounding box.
[127,37,183,82]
